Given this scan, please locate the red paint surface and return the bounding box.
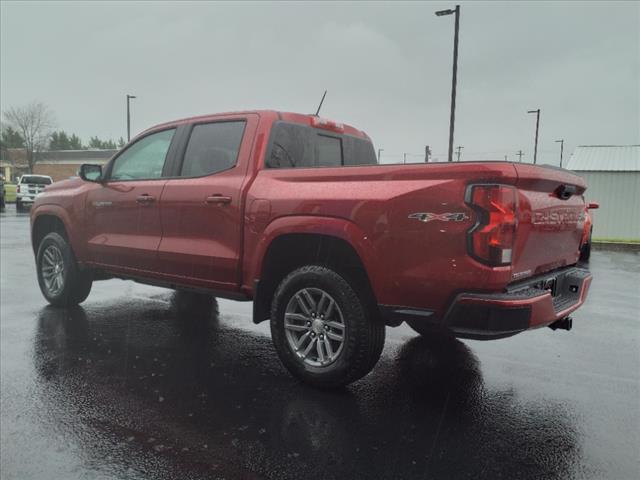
[31,110,592,327]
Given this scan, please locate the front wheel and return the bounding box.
[36,232,93,307]
[270,265,385,389]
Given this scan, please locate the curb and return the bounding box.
[592,242,640,253]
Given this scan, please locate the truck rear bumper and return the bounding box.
[381,266,593,339]
[443,267,592,340]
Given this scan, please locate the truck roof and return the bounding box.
[140,110,370,141]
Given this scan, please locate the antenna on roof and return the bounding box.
[314,90,327,116]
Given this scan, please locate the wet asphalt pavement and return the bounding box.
[1,204,639,480]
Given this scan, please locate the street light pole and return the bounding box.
[377,148,384,163]
[126,94,136,142]
[527,109,540,164]
[555,139,564,168]
[435,5,461,163]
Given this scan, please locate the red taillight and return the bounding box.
[467,184,517,265]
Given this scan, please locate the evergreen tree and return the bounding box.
[0,125,25,149]
[69,133,83,150]
[49,131,70,150]
[49,131,84,150]
[88,136,119,149]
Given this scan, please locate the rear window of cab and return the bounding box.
[266,121,377,169]
[20,176,52,185]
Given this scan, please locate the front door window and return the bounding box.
[110,129,175,180]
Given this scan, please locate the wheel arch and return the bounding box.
[250,217,382,324]
[31,206,79,258]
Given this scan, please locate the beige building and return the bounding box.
[0,148,117,182]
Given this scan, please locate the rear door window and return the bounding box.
[180,121,245,177]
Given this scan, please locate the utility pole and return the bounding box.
[403,153,407,164]
[455,145,463,162]
[555,139,565,168]
[527,109,540,164]
[435,5,461,162]
[425,145,431,163]
[517,150,524,162]
[126,94,136,142]
[377,148,384,163]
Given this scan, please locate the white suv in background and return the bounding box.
[16,175,53,211]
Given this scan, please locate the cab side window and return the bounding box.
[110,129,175,180]
[180,121,246,177]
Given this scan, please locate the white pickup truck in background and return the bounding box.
[16,175,53,211]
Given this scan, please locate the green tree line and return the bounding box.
[1,126,125,151]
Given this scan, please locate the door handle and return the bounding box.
[136,194,155,204]
[205,195,232,205]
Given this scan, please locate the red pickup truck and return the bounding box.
[30,110,592,387]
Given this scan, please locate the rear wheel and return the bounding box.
[270,265,385,389]
[36,232,92,307]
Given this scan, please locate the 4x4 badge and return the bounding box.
[408,212,469,223]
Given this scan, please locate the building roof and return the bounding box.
[0,148,117,166]
[37,149,118,164]
[566,145,640,172]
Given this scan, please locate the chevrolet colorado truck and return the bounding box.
[30,110,593,387]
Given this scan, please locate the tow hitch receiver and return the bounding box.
[549,316,573,331]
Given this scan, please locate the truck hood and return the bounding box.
[43,177,84,192]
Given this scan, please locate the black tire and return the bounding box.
[36,232,93,307]
[270,265,385,389]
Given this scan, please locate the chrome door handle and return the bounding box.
[205,195,232,205]
[136,194,155,204]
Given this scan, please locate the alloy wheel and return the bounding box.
[284,288,346,368]
[41,244,65,296]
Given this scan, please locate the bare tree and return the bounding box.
[3,101,55,173]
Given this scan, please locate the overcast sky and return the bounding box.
[1,1,638,165]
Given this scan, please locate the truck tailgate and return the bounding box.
[511,164,587,280]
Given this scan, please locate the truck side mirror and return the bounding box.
[79,164,103,183]
[587,202,599,210]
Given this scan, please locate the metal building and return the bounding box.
[566,145,640,241]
